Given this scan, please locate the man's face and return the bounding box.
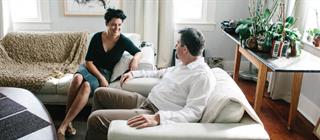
[175,38,186,60]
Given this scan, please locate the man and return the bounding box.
[86,28,216,140]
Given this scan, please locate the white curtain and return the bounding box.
[134,0,174,68]
[0,0,13,38]
[0,0,3,37]
[268,0,309,102]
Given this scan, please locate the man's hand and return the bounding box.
[120,72,133,87]
[127,114,160,129]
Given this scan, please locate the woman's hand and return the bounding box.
[99,78,109,87]
[120,72,133,87]
[129,58,139,71]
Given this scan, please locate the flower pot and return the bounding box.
[271,40,294,57]
[246,37,257,49]
[313,36,320,48]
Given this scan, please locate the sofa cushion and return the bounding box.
[200,68,245,123]
[122,78,161,97]
[35,74,73,95]
[56,74,73,95]
[35,78,58,95]
[110,52,132,82]
[110,45,156,82]
[214,100,244,123]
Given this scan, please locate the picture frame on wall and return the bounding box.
[64,0,121,16]
[314,118,320,139]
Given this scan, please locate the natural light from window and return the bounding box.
[305,1,320,31]
[174,0,203,22]
[10,0,39,22]
[303,0,320,52]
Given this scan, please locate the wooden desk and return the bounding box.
[223,31,320,129]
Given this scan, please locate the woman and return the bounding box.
[57,8,141,138]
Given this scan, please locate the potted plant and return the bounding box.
[266,16,302,57]
[307,28,320,47]
[235,0,280,50]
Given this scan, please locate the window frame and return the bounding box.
[301,0,320,56]
[174,0,215,24]
[10,0,51,31]
[174,0,216,32]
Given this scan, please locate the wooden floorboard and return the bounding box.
[237,79,318,140]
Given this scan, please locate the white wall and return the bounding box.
[48,0,134,33]
[174,0,250,71]
[47,0,249,66]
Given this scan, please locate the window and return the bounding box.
[10,0,40,22]
[303,0,320,43]
[9,0,50,31]
[302,0,320,55]
[173,0,214,24]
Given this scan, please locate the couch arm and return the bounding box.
[122,78,161,97]
[108,118,269,140]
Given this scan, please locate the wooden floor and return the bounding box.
[237,79,318,140]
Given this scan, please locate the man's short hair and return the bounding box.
[178,28,205,56]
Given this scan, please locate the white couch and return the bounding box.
[108,68,270,140]
[0,32,155,105]
[37,33,156,105]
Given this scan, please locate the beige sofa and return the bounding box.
[0,32,155,105]
[108,68,270,140]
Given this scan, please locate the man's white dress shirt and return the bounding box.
[132,57,216,124]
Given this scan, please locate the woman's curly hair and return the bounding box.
[104,8,126,24]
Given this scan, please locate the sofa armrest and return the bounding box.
[108,117,269,140]
[122,78,161,97]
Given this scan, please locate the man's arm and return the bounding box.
[120,67,174,86]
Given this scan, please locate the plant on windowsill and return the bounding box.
[306,9,320,48]
[307,29,320,48]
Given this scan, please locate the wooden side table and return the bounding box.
[222,30,320,129]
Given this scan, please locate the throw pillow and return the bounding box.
[200,68,245,123]
[110,42,156,82]
[214,100,244,123]
[110,52,132,82]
